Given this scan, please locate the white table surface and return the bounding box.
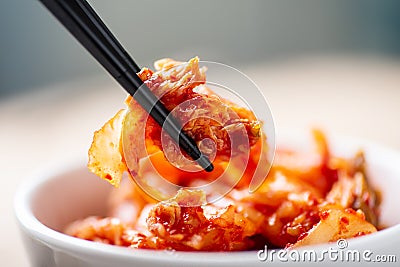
[2,56,400,266]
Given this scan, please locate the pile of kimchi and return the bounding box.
[65,57,380,251]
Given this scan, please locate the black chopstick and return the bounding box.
[39,0,213,172]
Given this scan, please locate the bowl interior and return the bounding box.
[31,167,113,232]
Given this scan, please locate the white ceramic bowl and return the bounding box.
[15,133,400,267]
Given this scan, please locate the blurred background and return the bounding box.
[1,0,400,266]
[1,0,400,95]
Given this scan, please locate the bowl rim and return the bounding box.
[14,135,400,263]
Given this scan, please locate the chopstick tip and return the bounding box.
[196,154,214,172]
